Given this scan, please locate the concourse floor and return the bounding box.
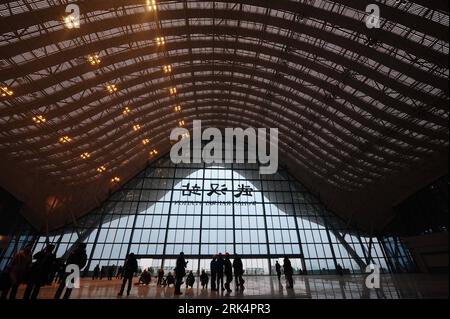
[10,274,449,299]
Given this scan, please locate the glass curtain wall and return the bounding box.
[0,155,414,275]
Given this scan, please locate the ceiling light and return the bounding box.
[163,65,172,73]
[123,107,131,115]
[80,152,91,160]
[106,84,118,94]
[147,0,157,11]
[111,176,121,183]
[32,115,46,124]
[169,87,177,95]
[59,136,72,144]
[97,166,107,173]
[156,37,165,46]
[87,54,101,66]
[149,149,159,157]
[63,15,80,29]
[174,105,182,112]
[142,139,150,145]
[1,86,13,97]
[178,120,185,127]
[133,124,141,131]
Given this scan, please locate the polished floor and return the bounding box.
[9,274,449,299]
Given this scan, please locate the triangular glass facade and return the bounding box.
[1,154,414,275]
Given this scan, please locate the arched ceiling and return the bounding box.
[0,0,448,235]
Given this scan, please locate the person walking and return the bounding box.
[174,252,188,295]
[210,256,218,291]
[1,243,33,299]
[216,253,225,291]
[224,253,233,293]
[54,243,87,299]
[232,254,245,291]
[23,244,56,299]
[275,261,282,281]
[283,257,294,289]
[118,253,138,297]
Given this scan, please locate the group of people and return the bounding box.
[0,243,87,299]
[92,264,123,280]
[1,243,299,299]
[209,253,245,293]
[275,258,295,289]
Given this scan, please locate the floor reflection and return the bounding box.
[9,274,448,299]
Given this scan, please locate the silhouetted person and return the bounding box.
[138,269,151,285]
[216,253,225,291]
[92,264,100,280]
[200,270,209,289]
[116,266,123,279]
[275,261,282,281]
[23,244,56,299]
[166,272,175,287]
[108,264,115,280]
[210,256,218,291]
[54,243,87,299]
[100,266,106,280]
[1,243,32,299]
[118,253,138,296]
[53,258,65,284]
[157,268,165,286]
[336,264,344,277]
[283,257,294,289]
[233,254,245,291]
[224,253,233,292]
[186,271,195,288]
[174,252,188,295]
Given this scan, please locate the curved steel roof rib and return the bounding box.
[0,0,448,234]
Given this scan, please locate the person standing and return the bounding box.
[54,243,87,299]
[210,256,217,291]
[224,253,233,293]
[232,254,245,291]
[174,252,188,295]
[275,261,282,281]
[92,264,100,280]
[1,243,33,299]
[116,266,123,279]
[216,253,225,291]
[283,257,294,289]
[108,264,115,280]
[118,253,138,297]
[157,268,165,286]
[23,244,56,299]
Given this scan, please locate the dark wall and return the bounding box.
[0,186,23,235]
[388,175,449,236]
